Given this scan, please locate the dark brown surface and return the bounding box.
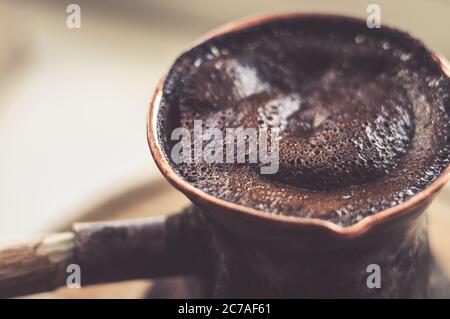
[160,15,450,226]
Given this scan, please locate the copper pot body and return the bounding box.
[147,14,450,298]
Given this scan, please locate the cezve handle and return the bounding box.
[0,209,205,298]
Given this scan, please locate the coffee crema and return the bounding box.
[159,16,450,226]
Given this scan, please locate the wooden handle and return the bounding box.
[0,209,206,298]
[0,232,76,298]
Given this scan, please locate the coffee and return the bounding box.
[159,16,450,226]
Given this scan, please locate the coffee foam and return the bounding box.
[159,16,450,226]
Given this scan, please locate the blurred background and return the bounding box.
[0,0,449,297]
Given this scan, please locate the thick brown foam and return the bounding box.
[159,16,450,226]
